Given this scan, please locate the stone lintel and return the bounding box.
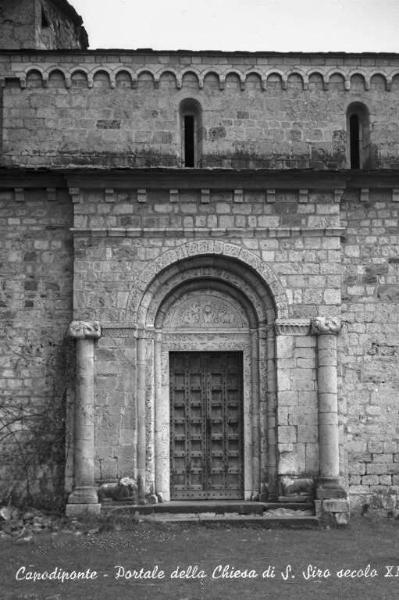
[275,318,310,336]
[311,316,341,336]
[68,320,102,340]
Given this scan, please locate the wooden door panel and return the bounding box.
[170,351,243,500]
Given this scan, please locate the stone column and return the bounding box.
[311,316,346,499]
[66,320,101,516]
[136,334,147,503]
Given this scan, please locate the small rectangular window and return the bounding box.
[184,115,195,168]
[349,114,360,169]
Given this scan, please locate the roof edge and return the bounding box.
[1,48,399,57]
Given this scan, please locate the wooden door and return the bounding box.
[170,351,243,500]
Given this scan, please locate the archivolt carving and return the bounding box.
[130,240,288,325]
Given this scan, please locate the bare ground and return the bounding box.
[1,514,399,600]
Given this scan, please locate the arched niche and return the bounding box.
[347,101,370,168]
[134,249,280,503]
[179,98,203,167]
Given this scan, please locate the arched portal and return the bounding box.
[135,245,285,502]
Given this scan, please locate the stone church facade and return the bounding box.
[1,0,399,522]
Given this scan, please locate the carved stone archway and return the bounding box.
[134,243,285,502]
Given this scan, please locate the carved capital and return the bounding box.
[311,317,341,336]
[68,321,102,340]
[275,319,311,336]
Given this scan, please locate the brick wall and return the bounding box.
[0,185,73,506]
[2,52,399,168]
[69,182,340,484]
[340,190,399,508]
[1,175,398,509]
[72,186,341,322]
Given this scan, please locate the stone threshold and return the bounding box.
[101,500,318,527]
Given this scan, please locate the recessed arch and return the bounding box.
[245,71,265,91]
[137,70,156,89]
[115,70,133,88]
[370,73,387,91]
[48,69,66,88]
[179,98,203,168]
[131,240,288,326]
[202,70,222,90]
[92,70,111,88]
[308,71,325,91]
[328,71,346,91]
[347,101,370,168]
[133,242,281,502]
[159,70,179,89]
[26,69,43,88]
[71,69,88,88]
[181,70,201,89]
[155,278,257,330]
[266,71,285,92]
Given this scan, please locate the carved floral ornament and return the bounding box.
[310,317,342,336]
[68,321,102,340]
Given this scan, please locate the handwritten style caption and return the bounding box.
[15,563,399,583]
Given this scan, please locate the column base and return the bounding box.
[67,485,99,506]
[66,503,101,517]
[316,478,347,499]
[315,479,350,526]
[66,486,101,516]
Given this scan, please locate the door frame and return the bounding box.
[169,350,244,500]
[154,330,257,502]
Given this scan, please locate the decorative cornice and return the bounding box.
[68,321,102,340]
[311,317,341,336]
[275,319,311,336]
[70,227,345,239]
[3,167,399,190]
[6,63,399,94]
